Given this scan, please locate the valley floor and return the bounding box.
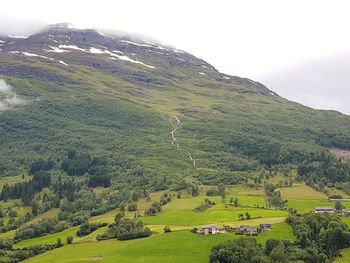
[2,182,350,262]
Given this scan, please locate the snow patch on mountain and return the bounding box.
[58,45,86,52]
[9,51,69,67]
[22,52,54,61]
[46,46,70,53]
[53,44,155,68]
[8,35,28,39]
[120,40,154,48]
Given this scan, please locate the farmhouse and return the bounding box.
[315,207,335,214]
[200,226,219,235]
[245,227,258,236]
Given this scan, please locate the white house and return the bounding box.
[200,226,219,235]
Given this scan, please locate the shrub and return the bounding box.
[164,226,171,233]
[127,203,137,212]
[66,236,73,244]
[191,227,198,233]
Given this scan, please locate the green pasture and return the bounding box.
[140,196,287,226]
[24,223,294,263]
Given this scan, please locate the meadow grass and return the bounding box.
[287,199,335,214]
[91,194,270,225]
[140,198,288,226]
[24,223,294,263]
[0,229,16,240]
[341,217,350,227]
[14,227,80,248]
[280,183,328,200]
[0,174,30,190]
[335,248,350,263]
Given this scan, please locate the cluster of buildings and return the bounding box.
[234,224,272,236]
[315,206,350,216]
[197,224,272,236]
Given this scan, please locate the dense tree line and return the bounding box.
[14,218,67,242]
[60,150,107,177]
[317,132,350,150]
[29,159,54,175]
[286,213,350,259]
[193,170,247,186]
[0,242,62,263]
[97,218,151,241]
[0,172,51,205]
[298,160,350,184]
[76,222,107,237]
[87,174,111,188]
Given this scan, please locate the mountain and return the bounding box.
[0,23,349,188]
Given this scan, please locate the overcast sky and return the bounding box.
[1,0,349,114]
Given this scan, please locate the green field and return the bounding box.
[24,223,294,263]
[14,226,109,248]
[335,248,350,263]
[135,195,287,226]
[279,183,328,200]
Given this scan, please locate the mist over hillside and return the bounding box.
[257,52,350,115]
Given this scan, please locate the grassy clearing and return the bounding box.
[226,194,266,207]
[335,248,350,263]
[226,185,265,196]
[280,183,327,200]
[25,209,59,225]
[0,199,21,208]
[330,148,350,163]
[14,227,80,248]
[287,199,335,214]
[140,197,287,226]
[91,194,286,226]
[341,217,350,227]
[327,187,350,198]
[0,229,16,240]
[289,198,350,214]
[13,226,109,248]
[24,223,294,263]
[0,174,30,190]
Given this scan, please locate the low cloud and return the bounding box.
[0,16,47,37]
[0,79,27,111]
[256,52,350,115]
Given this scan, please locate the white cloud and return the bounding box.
[0,79,27,111]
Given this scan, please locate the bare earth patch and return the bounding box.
[92,255,104,260]
[330,148,350,163]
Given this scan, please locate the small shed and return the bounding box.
[260,224,272,231]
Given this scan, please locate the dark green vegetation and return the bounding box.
[97,218,151,241]
[210,214,350,263]
[0,25,349,262]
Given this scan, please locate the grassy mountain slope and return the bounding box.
[0,25,349,187]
